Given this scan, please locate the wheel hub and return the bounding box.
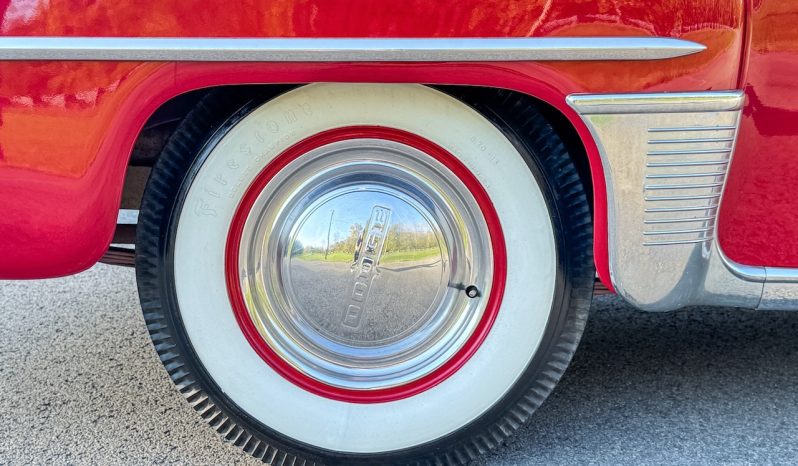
[234,136,494,391]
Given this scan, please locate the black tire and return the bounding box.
[135,85,594,465]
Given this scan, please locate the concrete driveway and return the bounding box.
[1,264,797,465]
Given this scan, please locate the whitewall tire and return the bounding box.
[135,84,594,465]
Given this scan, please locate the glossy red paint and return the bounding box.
[718,0,798,267]
[226,126,507,403]
[0,61,619,284]
[0,0,746,285]
[2,0,742,41]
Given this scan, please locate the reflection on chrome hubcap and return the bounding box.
[238,138,493,390]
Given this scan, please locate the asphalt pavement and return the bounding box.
[1,264,797,465]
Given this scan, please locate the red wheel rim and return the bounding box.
[225,126,507,403]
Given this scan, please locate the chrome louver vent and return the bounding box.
[567,91,749,310]
[642,122,739,246]
[568,91,797,312]
[570,91,798,312]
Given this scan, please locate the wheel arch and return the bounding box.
[7,63,611,288]
[122,78,608,289]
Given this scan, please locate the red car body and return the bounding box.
[0,0,795,298]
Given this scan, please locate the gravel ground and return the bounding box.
[1,264,797,465]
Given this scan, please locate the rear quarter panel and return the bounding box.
[718,0,798,268]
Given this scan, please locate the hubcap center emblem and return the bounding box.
[343,205,393,329]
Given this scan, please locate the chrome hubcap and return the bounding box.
[237,138,493,390]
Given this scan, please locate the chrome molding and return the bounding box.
[568,93,742,114]
[0,37,704,61]
[568,91,798,311]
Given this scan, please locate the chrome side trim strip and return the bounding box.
[568,91,744,114]
[644,216,715,224]
[569,90,798,311]
[645,171,727,179]
[645,160,729,167]
[716,247,765,283]
[0,36,705,62]
[642,237,714,246]
[765,268,798,283]
[642,227,713,235]
[645,183,724,190]
[647,148,732,155]
[648,137,736,144]
[759,267,798,310]
[648,125,738,132]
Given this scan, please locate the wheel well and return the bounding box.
[442,86,593,217]
[120,85,296,212]
[120,88,210,211]
[118,84,593,222]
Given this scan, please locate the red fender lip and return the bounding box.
[0,62,614,290]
